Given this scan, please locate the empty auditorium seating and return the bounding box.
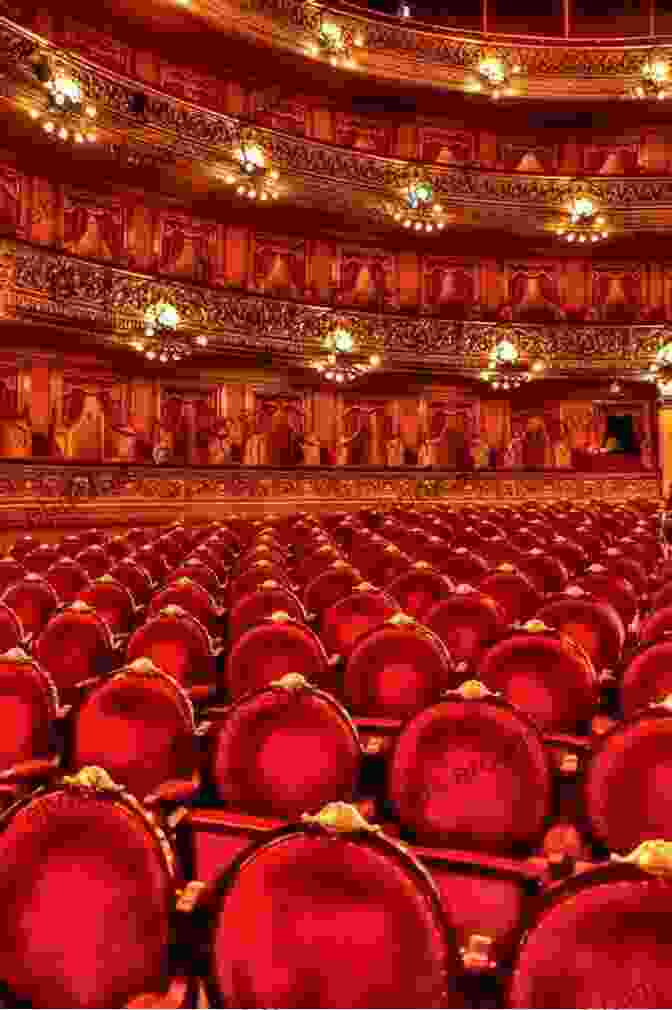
[478,564,541,626]
[126,605,218,698]
[425,584,509,675]
[320,584,399,660]
[76,575,137,635]
[45,556,90,606]
[225,613,330,700]
[536,586,626,675]
[33,602,116,701]
[3,573,58,639]
[0,647,59,785]
[385,563,454,621]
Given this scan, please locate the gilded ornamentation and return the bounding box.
[301,801,382,835]
[61,765,125,793]
[613,839,672,877]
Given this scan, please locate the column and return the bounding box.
[658,396,672,497]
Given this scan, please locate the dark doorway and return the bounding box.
[605,414,637,454]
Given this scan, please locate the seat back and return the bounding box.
[0,768,175,1009]
[206,803,462,1008]
[72,658,196,800]
[126,606,215,688]
[343,615,455,719]
[111,559,154,605]
[621,639,672,718]
[0,602,23,654]
[45,557,90,605]
[149,578,220,635]
[478,565,541,625]
[77,575,136,634]
[303,563,363,617]
[33,603,115,696]
[75,545,111,580]
[0,557,26,595]
[228,582,306,642]
[0,647,58,773]
[536,588,625,674]
[23,544,60,575]
[212,674,360,818]
[389,681,552,853]
[385,564,454,621]
[424,585,509,674]
[3,574,58,638]
[225,615,329,701]
[509,856,672,1008]
[321,585,399,659]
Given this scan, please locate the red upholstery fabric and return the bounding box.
[111,559,155,605]
[34,605,115,696]
[75,545,111,580]
[509,865,672,1008]
[536,590,626,673]
[0,787,173,1008]
[149,579,221,636]
[363,547,413,589]
[228,583,306,642]
[77,576,136,634]
[127,607,215,688]
[171,560,222,599]
[3,575,58,638]
[478,567,541,625]
[389,695,552,852]
[0,558,26,595]
[0,603,23,653]
[575,566,639,629]
[385,566,454,622]
[0,649,57,773]
[586,709,672,853]
[231,563,288,601]
[602,549,649,598]
[478,626,598,732]
[212,683,360,817]
[225,617,330,701]
[189,547,230,583]
[439,548,490,585]
[320,587,399,659]
[134,547,169,584]
[23,544,60,575]
[424,588,509,674]
[209,830,462,1008]
[303,564,363,617]
[641,605,672,645]
[513,549,569,595]
[45,557,91,605]
[10,535,39,561]
[104,535,131,562]
[545,536,588,576]
[72,665,197,799]
[621,640,672,718]
[344,619,455,719]
[650,580,672,613]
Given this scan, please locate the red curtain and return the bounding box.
[161,228,185,270]
[63,388,86,427]
[98,212,122,259]
[64,207,89,247]
[161,397,184,431]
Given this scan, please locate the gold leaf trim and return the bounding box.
[61,766,125,793]
[301,801,381,835]
[456,679,494,700]
[270,672,309,692]
[613,840,672,877]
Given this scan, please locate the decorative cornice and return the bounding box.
[4,240,672,370]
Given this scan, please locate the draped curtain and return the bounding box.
[64,207,89,247]
[95,211,123,259]
[480,400,511,450]
[560,402,595,450]
[161,228,186,270]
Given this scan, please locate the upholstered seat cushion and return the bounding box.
[45,558,90,605]
[621,640,672,718]
[77,576,136,634]
[149,579,221,636]
[3,576,59,638]
[210,830,462,1008]
[386,567,454,622]
[303,565,363,617]
[321,588,399,660]
[225,618,329,700]
[536,594,625,673]
[34,607,115,696]
[425,589,508,674]
[0,652,57,773]
[127,608,215,688]
[478,569,541,625]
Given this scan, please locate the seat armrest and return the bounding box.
[124,976,191,1009]
[0,755,60,784]
[144,772,201,808]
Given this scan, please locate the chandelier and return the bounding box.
[469,53,521,100]
[391,177,446,233]
[556,195,609,244]
[307,19,362,68]
[479,339,545,390]
[629,51,671,99]
[310,326,382,383]
[29,59,97,143]
[222,134,280,202]
[130,300,208,363]
[648,341,672,395]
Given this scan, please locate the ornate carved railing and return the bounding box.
[0,461,659,528]
[2,240,670,372]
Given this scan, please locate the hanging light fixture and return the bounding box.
[628,51,671,99]
[307,18,361,68]
[390,175,446,233]
[310,325,382,383]
[648,341,672,396]
[556,194,609,244]
[222,132,281,202]
[468,52,522,100]
[29,57,97,143]
[130,300,208,363]
[479,338,544,390]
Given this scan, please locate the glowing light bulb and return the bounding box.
[29,109,39,120]
[44,121,54,133]
[58,126,68,140]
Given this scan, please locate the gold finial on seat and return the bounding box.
[301,801,381,835]
[270,672,309,692]
[388,612,415,626]
[61,766,125,793]
[613,839,672,877]
[522,618,551,633]
[269,610,292,622]
[456,680,493,700]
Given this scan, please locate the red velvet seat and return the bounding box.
[227,581,306,642]
[188,546,230,583]
[3,574,58,639]
[77,575,137,635]
[10,534,39,561]
[389,681,552,854]
[514,548,569,595]
[640,604,672,645]
[478,619,598,732]
[171,559,223,600]
[24,543,61,575]
[575,564,639,630]
[601,548,649,598]
[33,602,116,700]
[303,562,363,617]
[0,557,26,596]
[294,543,341,586]
[149,578,222,637]
[439,547,490,585]
[153,535,184,568]
[650,580,672,613]
[211,674,360,818]
[225,613,330,701]
[320,584,399,660]
[474,537,523,570]
[343,614,455,719]
[229,563,290,601]
[0,769,177,1008]
[424,585,509,675]
[545,535,588,577]
[620,639,672,718]
[205,804,463,1009]
[478,565,541,625]
[104,535,131,563]
[237,543,287,571]
[75,544,111,580]
[126,605,217,694]
[0,602,25,653]
[536,586,626,675]
[586,704,672,854]
[133,545,170,585]
[45,557,91,606]
[0,647,58,777]
[111,559,155,606]
[385,563,455,622]
[125,526,150,549]
[362,544,413,589]
[509,857,672,1008]
[71,657,199,802]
